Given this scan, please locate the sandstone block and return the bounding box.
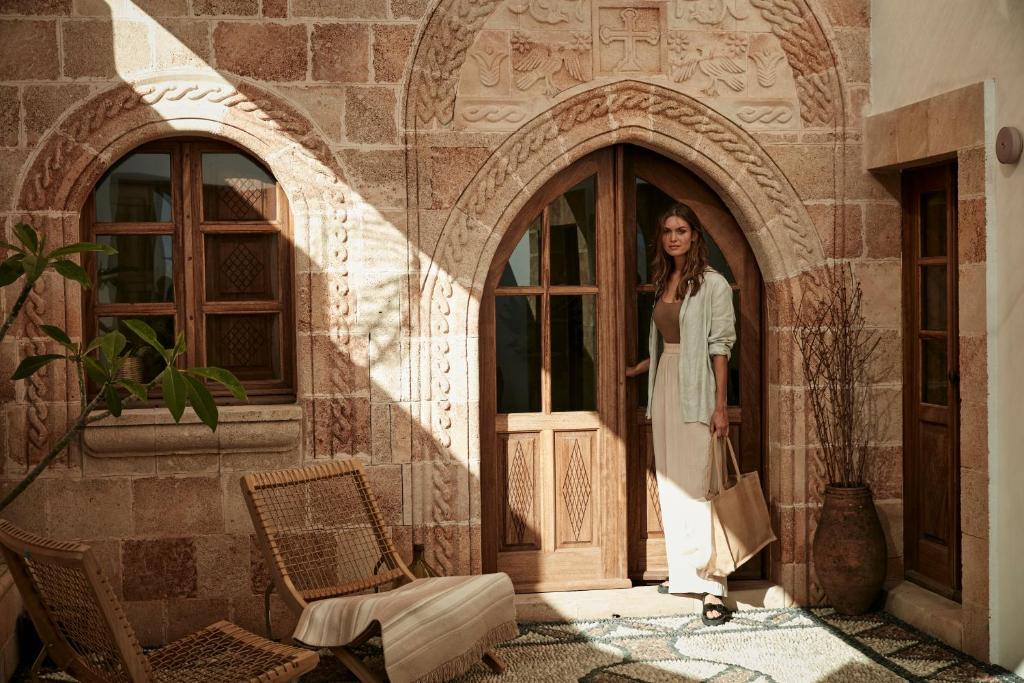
[957,196,985,264]
[337,148,405,208]
[213,22,307,81]
[863,202,900,258]
[293,0,386,18]
[311,23,369,82]
[63,20,150,78]
[262,0,287,17]
[0,87,17,147]
[0,0,70,15]
[390,0,426,19]
[134,0,188,16]
[46,478,133,540]
[961,532,988,607]
[122,537,197,601]
[155,19,211,69]
[132,476,224,536]
[23,83,91,145]
[372,23,416,83]
[959,399,988,472]
[960,468,988,539]
[192,0,256,15]
[344,85,397,144]
[0,20,59,80]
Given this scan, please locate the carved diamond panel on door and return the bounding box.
[555,432,595,547]
[501,434,541,550]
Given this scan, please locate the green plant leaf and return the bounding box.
[122,319,169,362]
[0,241,23,254]
[104,384,123,417]
[162,367,187,422]
[40,324,73,349]
[183,374,218,431]
[48,242,117,258]
[20,255,46,281]
[0,256,23,287]
[83,355,107,385]
[12,354,63,380]
[98,330,127,365]
[12,224,38,253]
[53,259,90,289]
[188,367,247,401]
[172,331,186,358]
[117,377,148,402]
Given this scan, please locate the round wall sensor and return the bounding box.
[996,126,1022,164]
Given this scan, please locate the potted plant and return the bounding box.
[795,265,886,615]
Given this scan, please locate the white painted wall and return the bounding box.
[870,0,1024,672]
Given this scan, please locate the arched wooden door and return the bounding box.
[481,146,764,592]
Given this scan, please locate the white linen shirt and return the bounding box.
[645,268,737,425]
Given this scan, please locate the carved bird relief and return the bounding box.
[511,32,588,97]
[469,45,508,87]
[669,34,747,96]
[508,0,585,24]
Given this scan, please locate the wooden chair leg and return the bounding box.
[330,646,384,683]
[482,649,506,674]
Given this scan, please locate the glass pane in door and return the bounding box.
[95,153,172,223]
[549,177,596,286]
[920,191,947,257]
[495,295,542,413]
[550,295,597,411]
[500,216,541,287]
[921,265,947,331]
[921,337,948,405]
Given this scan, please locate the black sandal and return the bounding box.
[657,582,670,594]
[700,594,730,626]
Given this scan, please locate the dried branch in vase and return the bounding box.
[795,265,883,489]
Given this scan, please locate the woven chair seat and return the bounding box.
[149,620,318,683]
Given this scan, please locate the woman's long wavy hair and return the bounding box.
[651,202,710,300]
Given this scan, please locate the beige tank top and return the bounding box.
[653,298,682,343]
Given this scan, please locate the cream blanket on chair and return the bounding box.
[292,573,518,683]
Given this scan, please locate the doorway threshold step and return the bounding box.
[515,581,789,622]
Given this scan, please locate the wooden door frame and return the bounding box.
[480,149,627,583]
[901,160,961,600]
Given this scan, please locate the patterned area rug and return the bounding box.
[16,608,1022,681]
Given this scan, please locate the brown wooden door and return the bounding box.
[902,162,961,600]
[621,147,765,582]
[481,145,765,591]
[481,150,629,591]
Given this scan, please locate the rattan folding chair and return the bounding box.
[241,459,508,683]
[0,519,319,683]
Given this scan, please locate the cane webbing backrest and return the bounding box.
[242,460,410,606]
[0,520,151,683]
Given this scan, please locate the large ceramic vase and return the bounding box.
[812,484,887,615]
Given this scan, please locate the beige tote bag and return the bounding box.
[700,436,777,579]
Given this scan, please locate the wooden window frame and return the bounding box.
[82,138,295,405]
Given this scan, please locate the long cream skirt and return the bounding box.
[651,343,727,597]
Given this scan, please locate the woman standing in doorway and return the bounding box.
[625,202,737,627]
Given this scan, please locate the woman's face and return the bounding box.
[661,215,694,259]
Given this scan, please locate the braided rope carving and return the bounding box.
[414,0,504,126]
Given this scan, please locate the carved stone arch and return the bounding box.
[405,0,847,130]
[420,79,826,582]
[11,72,353,465]
[423,80,823,456]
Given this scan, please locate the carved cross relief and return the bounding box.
[594,1,667,76]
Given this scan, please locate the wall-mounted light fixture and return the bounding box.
[996,126,1022,164]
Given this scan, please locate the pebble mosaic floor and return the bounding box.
[16,607,1023,682]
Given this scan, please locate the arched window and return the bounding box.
[82,139,294,403]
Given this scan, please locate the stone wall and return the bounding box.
[0,0,903,645]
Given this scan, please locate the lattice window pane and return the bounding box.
[206,313,281,382]
[202,153,277,221]
[204,234,278,302]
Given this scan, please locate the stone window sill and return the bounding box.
[83,404,302,458]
